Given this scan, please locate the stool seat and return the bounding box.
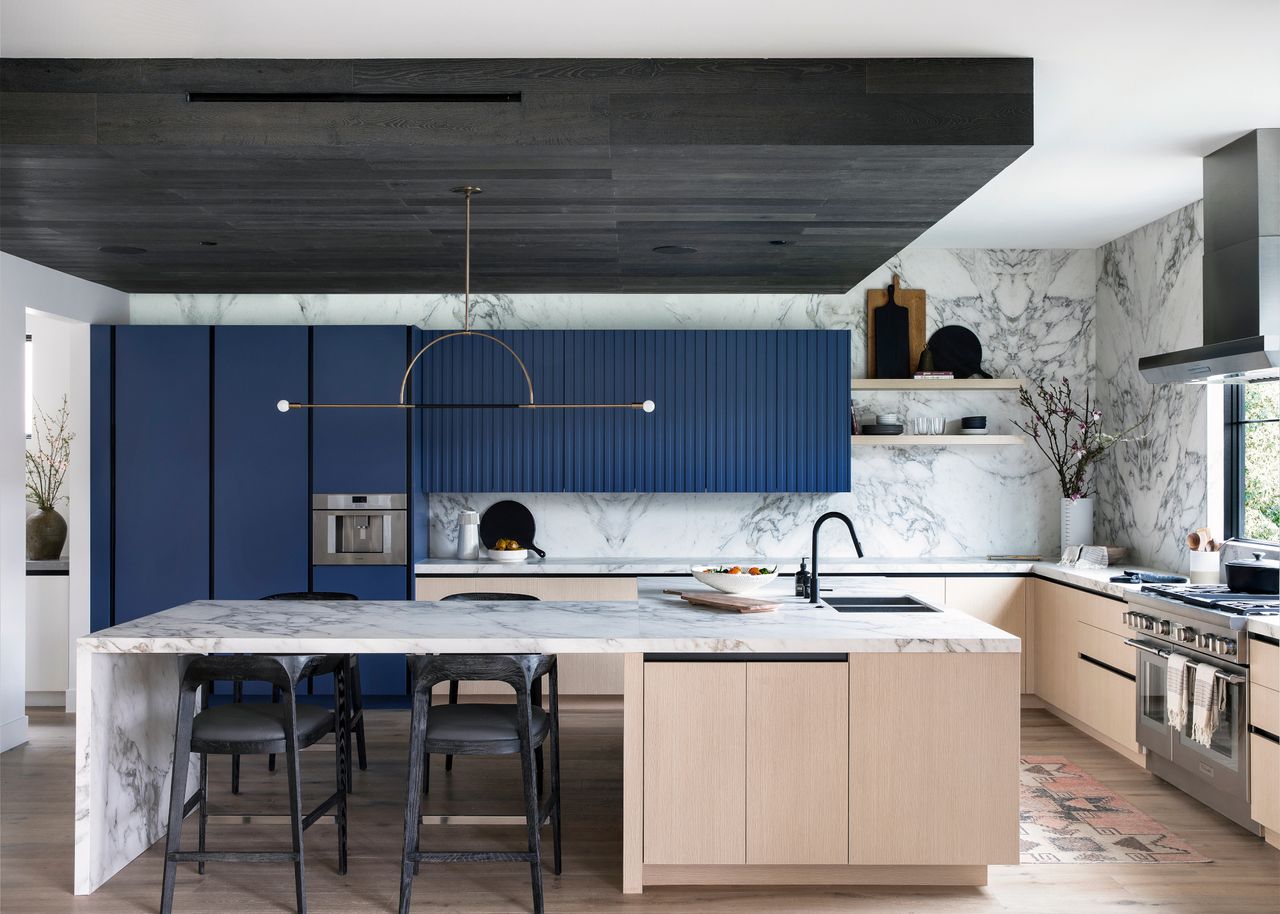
[192,702,334,754]
[426,704,549,751]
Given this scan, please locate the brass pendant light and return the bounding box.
[278,186,655,414]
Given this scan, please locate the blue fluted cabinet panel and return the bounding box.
[213,326,310,599]
[112,326,211,624]
[421,329,849,493]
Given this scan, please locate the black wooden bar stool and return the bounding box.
[220,592,368,794]
[161,654,350,914]
[399,653,561,914]
[437,592,538,775]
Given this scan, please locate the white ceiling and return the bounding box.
[3,0,1279,250]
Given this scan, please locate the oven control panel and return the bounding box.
[1122,611,1238,657]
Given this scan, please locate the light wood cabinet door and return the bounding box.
[746,662,849,864]
[643,663,747,864]
[1250,733,1280,834]
[849,651,1020,865]
[1252,636,1280,693]
[1031,579,1082,717]
[415,576,636,695]
[944,577,1026,691]
[1074,649,1139,753]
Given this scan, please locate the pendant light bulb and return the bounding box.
[642,399,656,413]
[277,399,291,413]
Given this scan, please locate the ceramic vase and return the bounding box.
[26,507,67,561]
[1060,497,1094,551]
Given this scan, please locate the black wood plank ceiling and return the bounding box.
[0,58,1032,293]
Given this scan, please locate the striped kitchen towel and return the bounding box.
[1166,652,1190,731]
[1190,661,1227,748]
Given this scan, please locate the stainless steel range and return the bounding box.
[1123,541,1278,834]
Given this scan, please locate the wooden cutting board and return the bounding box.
[662,589,781,613]
[866,273,926,378]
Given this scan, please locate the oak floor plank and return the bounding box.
[2,708,1277,913]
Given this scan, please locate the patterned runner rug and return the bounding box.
[1020,755,1211,863]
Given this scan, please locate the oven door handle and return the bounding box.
[1125,639,1248,685]
[1124,639,1170,658]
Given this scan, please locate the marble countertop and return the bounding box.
[1248,616,1280,640]
[80,577,1019,656]
[414,555,1176,601]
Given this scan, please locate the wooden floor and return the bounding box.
[2,707,1277,913]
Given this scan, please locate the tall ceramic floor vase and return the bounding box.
[1061,497,1094,550]
[26,507,67,561]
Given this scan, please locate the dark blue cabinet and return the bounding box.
[312,325,412,494]
[421,329,850,493]
[112,326,212,624]
[89,327,113,631]
[312,566,409,697]
[212,326,310,600]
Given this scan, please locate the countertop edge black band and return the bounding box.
[1248,632,1280,647]
[26,568,70,577]
[643,653,847,662]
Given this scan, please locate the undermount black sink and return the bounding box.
[823,595,940,613]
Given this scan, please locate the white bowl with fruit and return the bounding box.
[488,538,528,563]
[690,563,779,595]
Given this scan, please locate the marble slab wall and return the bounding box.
[1095,201,1208,572]
[131,247,1097,559]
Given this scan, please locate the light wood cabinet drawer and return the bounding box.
[1251,636,1280,693]
[1074,650,1138,754]
[1068,589,1130,639]
[1076,621,1136,676]
[1251,683,1280,738]
[1249,732,1280,833]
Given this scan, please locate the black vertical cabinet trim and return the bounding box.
[307,326,315,593]
[208,327,215,599]
[404,326,414,601]
[108,326,117,627]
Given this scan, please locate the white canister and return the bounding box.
[1188,550,1221,586]
[456,509,481,560]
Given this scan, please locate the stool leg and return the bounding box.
[197,753,208,875]
[268,686,280,772]
[444,679,458,771]
[549,681,562,876]
[334,659,349,876]
[518,699,545,914]
[284,699,307,914]
[160,688,196,914]
[399,683,430,914]
[535,745,544,797]
[231,681,242,794]
[351,657,368,771]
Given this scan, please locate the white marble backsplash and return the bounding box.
[1095,202,1208,572]
[132,246,1097,559]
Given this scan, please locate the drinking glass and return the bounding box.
[929,417,945,435]
[913,417,930,435]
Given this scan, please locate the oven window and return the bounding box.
[1225,380,1279,543]
[1140,658,1166,727]
[1178,676,1242,771]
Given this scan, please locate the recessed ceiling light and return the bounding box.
[652,244,697,255]
[769,239,790,246]
[98,245,147,255]
[199,240,218,246]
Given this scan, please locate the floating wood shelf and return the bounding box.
[851,378,1025,391]
[851,435,1025,446]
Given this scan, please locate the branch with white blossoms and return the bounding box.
[1011,377,1150,500]
[26,396,74,511]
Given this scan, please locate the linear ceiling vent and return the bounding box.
[186,92,522,104]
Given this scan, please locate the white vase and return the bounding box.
[1061,497,1094,550]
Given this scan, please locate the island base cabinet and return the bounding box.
[642,663,747,865]
[1251,733,1280,847]
[746,662,850,864]
[849,652,1020,865]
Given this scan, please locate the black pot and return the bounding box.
[1224,552,1279,594]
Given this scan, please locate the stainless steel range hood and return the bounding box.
[1139,129,1280,384]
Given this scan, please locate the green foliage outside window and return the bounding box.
[1243,381,1279,543]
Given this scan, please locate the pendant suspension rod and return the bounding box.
[453,185,481,334]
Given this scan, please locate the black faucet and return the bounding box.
[809,511,863,602]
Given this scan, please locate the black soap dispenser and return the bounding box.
[794,558,810,598]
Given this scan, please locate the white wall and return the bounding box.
[1,253,126,750]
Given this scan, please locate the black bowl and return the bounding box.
[960,416,987,428]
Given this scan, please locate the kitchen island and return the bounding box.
[74,578,1020,895]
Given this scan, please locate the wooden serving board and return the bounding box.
[662,589,781,613]
[866,273,926,378]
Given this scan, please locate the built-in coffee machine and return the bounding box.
[312,493,407,565]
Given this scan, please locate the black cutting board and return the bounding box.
[479,500,547,558]
[872,288,912,379]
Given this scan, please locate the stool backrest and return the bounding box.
[410,653,553,698]
[261,591,358,601]
[181,654,333,692]
[441,592,539,601]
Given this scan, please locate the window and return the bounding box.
[1225,380,1279,543]
[24,333,33,439]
